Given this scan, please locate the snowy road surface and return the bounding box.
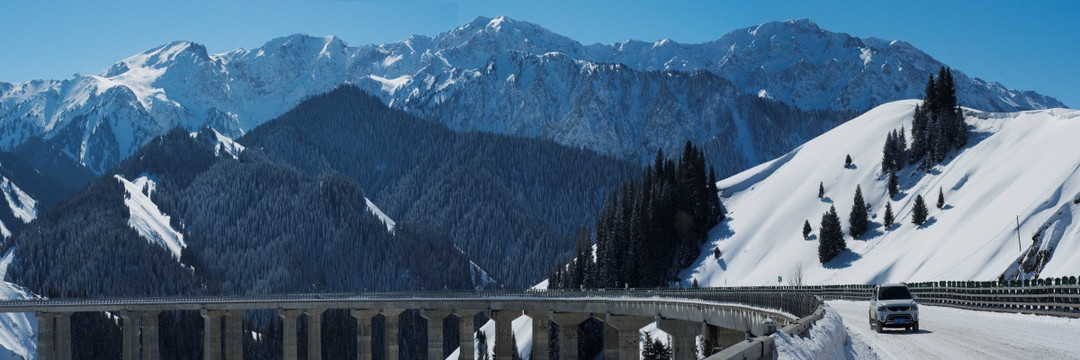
[829,300,1080,359]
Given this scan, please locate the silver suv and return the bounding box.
[868,283,919,332]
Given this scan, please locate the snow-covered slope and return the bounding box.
[0,176,36,239]
[684,101,1080,286]
[115,174,185,260]
[0,249,38,360]
[0,17,1062,175]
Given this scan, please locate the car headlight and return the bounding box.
[877,305,886,311]
[911,303,918,310]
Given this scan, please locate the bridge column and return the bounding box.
[423,310,451,360]
[657,319,699,360]
[491,310,518,360]
[55,312,72,360]
[603,323,618,360]
[201,310,224,360]
[381,309,405,360]
[456,310,477,360]
[225,310,244,360]
[142,311,161,360]
[351,310,378,360]
[122,312,143,360]
[524,311,550,360]
[36,312,55,360]
[606,315,653,360]
[550,313,590,360]
[279,309,303,360]
[705,325,743,351]
[307,309,326,360]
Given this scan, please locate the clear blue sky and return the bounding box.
[2,0,1076,108]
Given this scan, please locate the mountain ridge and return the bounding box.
[0,17,1065,177]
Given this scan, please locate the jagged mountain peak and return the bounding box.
[105,40,213,77]
[747,18,824,37]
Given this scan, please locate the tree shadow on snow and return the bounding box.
[942,204,954,211]
[717,258,727,271]
[821,196,833,204]
[858,222,885,241]
[918,217,938,229]
[805,234,818,241]
[823,249,862,269]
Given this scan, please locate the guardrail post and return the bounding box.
[142,311,160,360]
[423,310,451,360]
[381,309,406,360]
[351,310,379,360]
[524,310,551,360]
[606,315,654,360]
[551,312,590,360]
[36,312,55,360]
[201,310,224,360]
[657,319,700,360]
[278,309,303,360]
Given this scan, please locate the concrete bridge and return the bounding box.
[3,289,817,360]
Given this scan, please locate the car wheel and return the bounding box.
[875,320,883,333]
[913,322,919,332]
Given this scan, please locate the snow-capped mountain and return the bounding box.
[683,101,1080,286]
[0,17,1064,175]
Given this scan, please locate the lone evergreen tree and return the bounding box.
[818,181,825,199]
[883,202,895,228]
[887,171,900,198]
[912,195,929,226]
[802,220,812,239]
[937,187,945,209]
[849,185,869,238]
[818,206,845,264]
[845,154,853,168]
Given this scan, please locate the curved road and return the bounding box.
[828,300,1080,359]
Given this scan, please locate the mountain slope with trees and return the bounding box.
[239,86,641,287]
[681,100,1080,286]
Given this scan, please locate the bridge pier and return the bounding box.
[424,310,451,360]
[382,309,405,360]
[351,309,379,360]
[706,324,745,351]
[306,309,325,360]
[201,310,224,360]
[142,311,160,360]
[279,309,303,360]
[36,312,55,360]
[525,310,550,360]
[551,312,591,360]
[457,310,477,360]
[606,315,653,360]
[491,310,518,360]
[657,319,700,360]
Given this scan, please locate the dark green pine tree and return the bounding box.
[912,195,929,226]
[849,185,868,238]
[937,187,945,209]
[802,220,812,240]
[818,181,825,199]
[845,154,853,168]
[883,202,895,228]
[819,206,845,264]
[882,130,897,172]
[887,170,900,198]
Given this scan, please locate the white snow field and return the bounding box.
[829,300,1080,359]
[684,101,1080,286]
[0,249,37,360]
[115,174,186,260]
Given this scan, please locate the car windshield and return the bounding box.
[879,286,913,300]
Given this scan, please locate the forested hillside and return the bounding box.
[8,127,474,297]
[240,86,641,287]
